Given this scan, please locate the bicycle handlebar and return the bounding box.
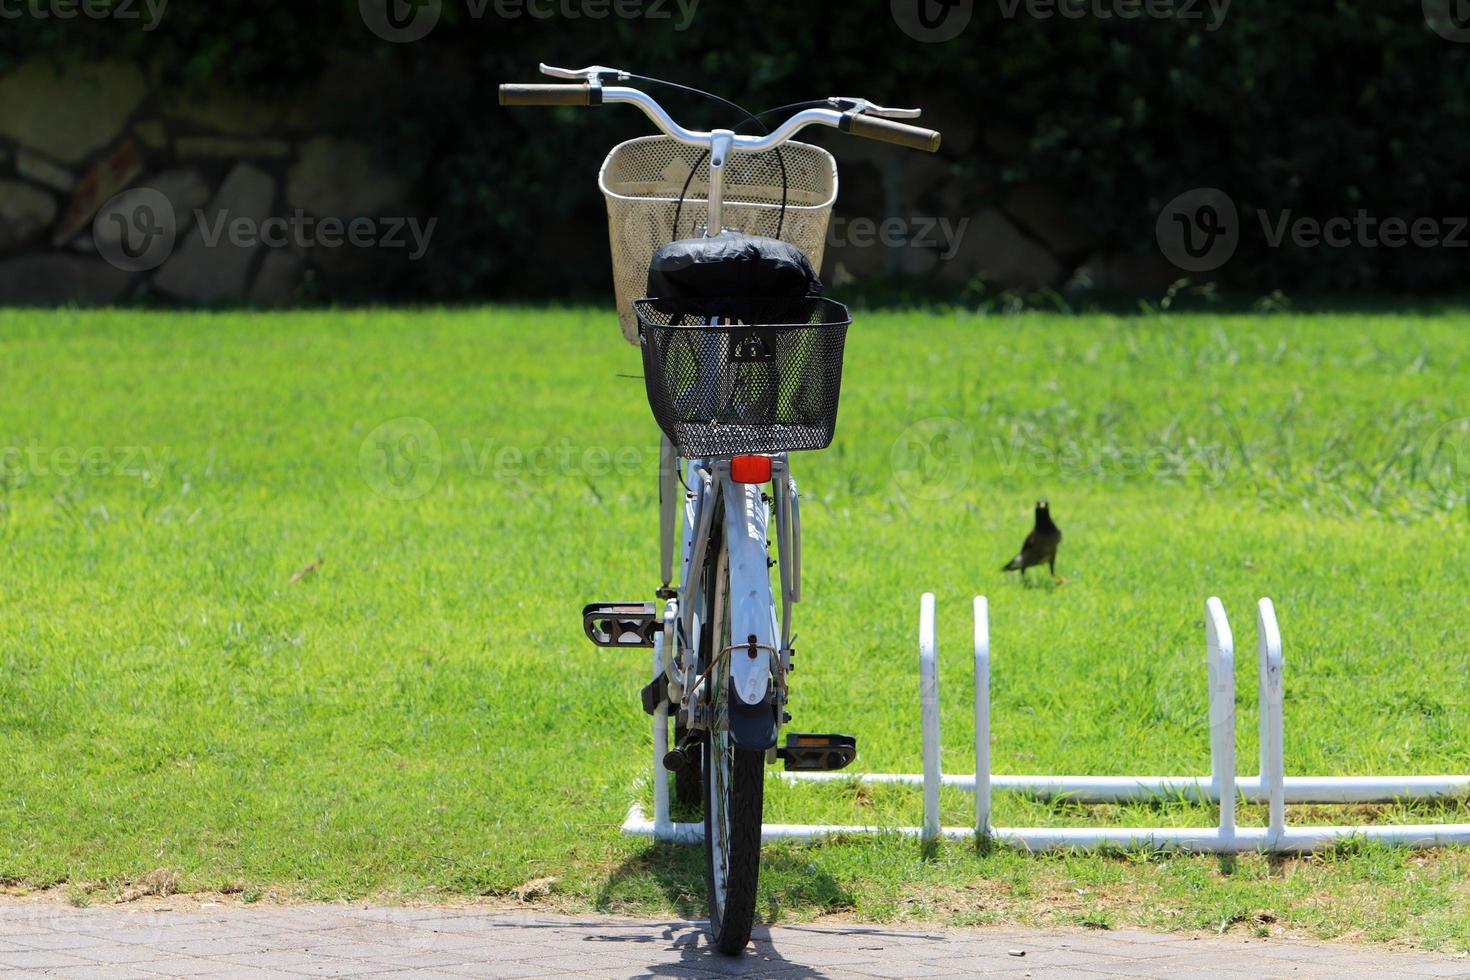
[497,81,942,153]
[499,83,597,106]
[839,111,942,153]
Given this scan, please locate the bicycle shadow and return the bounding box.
[592,840,863,976]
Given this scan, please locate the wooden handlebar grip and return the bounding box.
[841,112,942,152]
[498,83,596,107]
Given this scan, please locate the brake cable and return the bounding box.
[626,73,790,241]
[748,99,832,122]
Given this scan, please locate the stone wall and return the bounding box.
[0,57,412,306]
[818,111,1177,297]
[0,58,1172,306]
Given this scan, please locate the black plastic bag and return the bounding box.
[646,231,822,302]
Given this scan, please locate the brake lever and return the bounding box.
[828,97,922,120]
[540,63,630,83]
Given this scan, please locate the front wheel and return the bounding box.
[701,538,763,955]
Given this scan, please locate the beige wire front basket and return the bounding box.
[599,136,838,343]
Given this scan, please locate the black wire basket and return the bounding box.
[635,297,851,458]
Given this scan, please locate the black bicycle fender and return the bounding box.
[727,696,777,751]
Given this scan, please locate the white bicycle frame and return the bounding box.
[657,451,799,742]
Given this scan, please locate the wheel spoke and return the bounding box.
[706,541,732,919]
[713,734,729,913]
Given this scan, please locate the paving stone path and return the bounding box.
[0,903,1466,978]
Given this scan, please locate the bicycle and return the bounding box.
[501,64,941,955]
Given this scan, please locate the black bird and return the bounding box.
[1002,500,1064,583]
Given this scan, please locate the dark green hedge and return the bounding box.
[6,0,1468,298]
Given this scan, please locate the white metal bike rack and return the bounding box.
[623,630,918,844]
[623,595,1470,852]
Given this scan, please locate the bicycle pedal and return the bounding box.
[776,733,857,772]
[583,602,658,648]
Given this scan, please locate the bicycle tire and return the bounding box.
[705,737,763,954]
[701,535,764,955]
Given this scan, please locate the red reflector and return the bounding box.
[731,455,772,484]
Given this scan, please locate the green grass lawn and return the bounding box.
[3,305,1470,946]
